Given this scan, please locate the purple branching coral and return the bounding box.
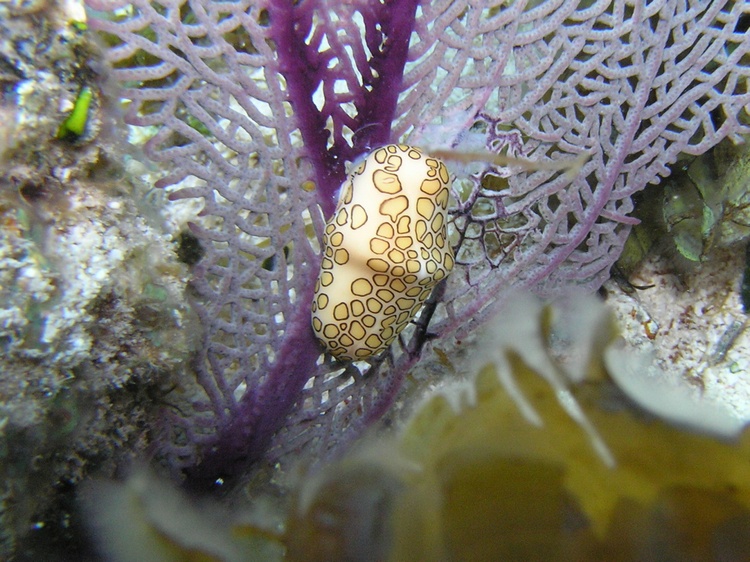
[85,0,750,488]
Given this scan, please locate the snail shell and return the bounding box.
[311,144,454,360]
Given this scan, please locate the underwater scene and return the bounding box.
[1,0,750,559]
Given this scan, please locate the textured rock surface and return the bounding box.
[0,1,195,555]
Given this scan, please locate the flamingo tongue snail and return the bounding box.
[311,144,454,361]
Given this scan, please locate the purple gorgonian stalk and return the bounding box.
[86,0,750,488]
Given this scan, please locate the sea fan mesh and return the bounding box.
[87,0,750,481]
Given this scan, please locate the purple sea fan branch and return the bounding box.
[88,0,330,486]
[267,0,419,216]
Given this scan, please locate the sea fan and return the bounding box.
[85,0,750,486]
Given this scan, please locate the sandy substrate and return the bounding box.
[604,244,750,423]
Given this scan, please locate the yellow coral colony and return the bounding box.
[312,144,455,360]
